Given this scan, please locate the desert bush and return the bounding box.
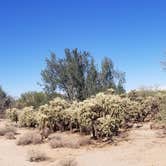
[49,134,78,148]
[6,108,19,123]
[40,127,51,139]
[18,91,49,109]
[49,137,64,148]
[49,133,91,149]
[77,136,91,146]
[6,89,160,140]
[0,124,16,136]
[57,158,78,166]
[17,131,42,145]
[27,149,47,162]
[18,106,37,127]
[5,132,16,139]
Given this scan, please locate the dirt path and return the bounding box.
[1,121,166,166]
[77,123,166,166]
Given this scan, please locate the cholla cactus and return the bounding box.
[6,108,19,123]
[18,106,37,127]
[96,115,121,138]
[5,91,160,140]
[37,98,70,131]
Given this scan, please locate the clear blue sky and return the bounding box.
[0,0,166,97]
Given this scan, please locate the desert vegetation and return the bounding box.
[17,131,42,145]
[6,88,161,141]
[27,149,47,162]
[1,49,166,166]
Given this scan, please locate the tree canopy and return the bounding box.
[41,48,126,101]
[0,86,13,112]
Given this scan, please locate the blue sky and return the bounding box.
[0,0,166,97]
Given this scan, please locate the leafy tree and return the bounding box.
[115,71,126,94]
[41,49,90,100]
[41,48,126,101]
[100,57,116,90]
[85,58,99,96]
[0,86,13,112]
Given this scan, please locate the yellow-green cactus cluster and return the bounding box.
[6,108,19,122]
[18,106,37,127]
[36,97,70,130]
[6,89,160,139]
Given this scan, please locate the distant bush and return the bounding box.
[49,134,79,149]
[5,132,16,139]
[0,124,16,136]
[27,149,47,162]
[49,134,91,149]
[17,131,42,145]
[57,158,78,166]
[17,91,49,109]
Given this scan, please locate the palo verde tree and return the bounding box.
[41,48,126,101]
[0,86,13,112]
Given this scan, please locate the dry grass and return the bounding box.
[5,132,16,139]
[49,133,91,149]
[57,158,78,166]
[0,124,16,136]
[77,137,91,146]
[17,131,42,145]
[27,149,47,162]
[40,127,50,139]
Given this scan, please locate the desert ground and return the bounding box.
[0,119,166,166]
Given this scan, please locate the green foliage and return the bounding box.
[0,86,13,112]
[17,91,49,108]
[41,48,126,101]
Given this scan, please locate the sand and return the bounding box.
[0,120,166,166]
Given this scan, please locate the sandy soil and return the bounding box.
[0,119,166,166]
